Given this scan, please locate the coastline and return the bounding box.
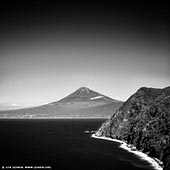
[91,134,163,170]
[0,117,108,119]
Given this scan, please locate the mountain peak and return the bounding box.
[50,87,118,104]
[77,87,91,94]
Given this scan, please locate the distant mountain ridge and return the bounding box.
[96,86,170,170]
[0,87,123,118]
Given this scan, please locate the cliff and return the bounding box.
[96,86,170,170]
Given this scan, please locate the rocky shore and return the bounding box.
[94,86,170,170]
[91,134,163,170]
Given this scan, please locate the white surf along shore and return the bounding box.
[91,134,163,170]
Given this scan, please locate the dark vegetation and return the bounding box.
[96,86,170,170]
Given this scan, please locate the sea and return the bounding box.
[0,119,156,170]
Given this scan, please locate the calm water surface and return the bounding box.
[0,119,154,170]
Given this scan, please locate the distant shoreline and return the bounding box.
[0,117,107,119]
[91,134,163,170]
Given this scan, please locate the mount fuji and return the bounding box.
[0,87,123,119]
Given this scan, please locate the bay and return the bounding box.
[0,119,155,170]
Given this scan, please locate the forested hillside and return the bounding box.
[96,87,170,170]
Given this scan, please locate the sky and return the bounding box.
[0,1,169,106]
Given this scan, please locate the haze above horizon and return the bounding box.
[0,1,169,106]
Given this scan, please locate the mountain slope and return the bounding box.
[96,86,170,170]
[0,87,122,118]
[51,87,117,104]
